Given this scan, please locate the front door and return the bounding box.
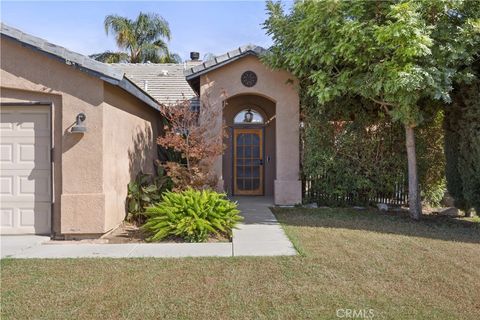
[233,128,263,195]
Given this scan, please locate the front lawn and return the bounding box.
[2,208,479,319]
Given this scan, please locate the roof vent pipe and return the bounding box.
[190,52,200,61]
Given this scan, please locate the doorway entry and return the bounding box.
[233,128,263,195]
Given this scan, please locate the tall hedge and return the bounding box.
[302,96,446,207]
[445,75,480,215]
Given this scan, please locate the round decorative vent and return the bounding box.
[241,71,257,87]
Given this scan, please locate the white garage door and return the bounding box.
[1,105,51,234]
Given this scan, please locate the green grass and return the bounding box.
[2,208,479,319]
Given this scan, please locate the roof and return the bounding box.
[0,23,161,111]
[113,63,200,108]
[185,44,267,80]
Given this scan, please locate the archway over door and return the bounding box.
[223,94,276,196]
[189,51,301,205]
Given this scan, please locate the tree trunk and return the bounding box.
[405,125,422,220]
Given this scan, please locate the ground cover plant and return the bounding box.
[2,208,479,319]
[142,189,242,242]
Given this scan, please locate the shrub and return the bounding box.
[301,95,446,207]
[444,70,480,216]
[126,166,172,224]
[157,99,224,191]
[143,189,242,242]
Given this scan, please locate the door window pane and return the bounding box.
[252,146,259,157]
[236,146,244,158]
[236,179,244,190]
[245,147,252,157]
[237,134,245,146]
[252,134,259,145]
[237,167,244,177]
[244,167,252,178]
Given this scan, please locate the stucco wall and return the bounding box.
[200,55,301,205]
[1,37,160,236]
[102,83,159,231]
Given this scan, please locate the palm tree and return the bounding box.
[89,51,129,63]
[91,12,181,63]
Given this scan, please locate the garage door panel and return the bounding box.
[1,136,50,170]
[0,176,13,195]
[0,203,51,234]
[18,170,51,200]
[1,208,14,227]
[0,143,13,163]
[1,170,50,199]
[0,106,51,234]
[1,111,50,136]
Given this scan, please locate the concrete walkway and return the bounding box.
[232,197,297,256]
[0,197,296,259]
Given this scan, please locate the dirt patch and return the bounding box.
[100,222,147,243]
[46,222,231,244]
[102,222,231,244]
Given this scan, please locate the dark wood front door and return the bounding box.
[233,128,263,195]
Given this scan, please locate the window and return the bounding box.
[233,109,264,124]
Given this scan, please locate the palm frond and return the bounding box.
[89,51,129,63]
[104,15,135,50]
[103,12,173,64]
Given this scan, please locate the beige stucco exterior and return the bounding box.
[199,55,301,205]
[1,37,160,237]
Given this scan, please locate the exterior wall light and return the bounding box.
[244,109,253,123]
[71,113,87,133]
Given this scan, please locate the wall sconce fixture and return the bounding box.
[71,113,87,133]
[244,109,253,123]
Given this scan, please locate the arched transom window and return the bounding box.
[233,109,264,124]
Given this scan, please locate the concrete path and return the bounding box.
[232,197,297,256]
[1,197,296,259]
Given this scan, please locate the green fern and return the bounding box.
[143,189,242,242]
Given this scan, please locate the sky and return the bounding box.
[1,1,292,61]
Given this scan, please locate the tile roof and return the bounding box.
[0,23,161,111]
[184,44,267,80]
[112,62,200,107]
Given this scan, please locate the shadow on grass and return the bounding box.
[272,207,480,244]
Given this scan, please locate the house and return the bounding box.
[0,24,301,238]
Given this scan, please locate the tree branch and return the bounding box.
[369,98,394,113]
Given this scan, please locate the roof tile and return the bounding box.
[113,63,199,106]
[184,44,267,80]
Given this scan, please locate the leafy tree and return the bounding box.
[92,12,181,63]
[264,0,480,219]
